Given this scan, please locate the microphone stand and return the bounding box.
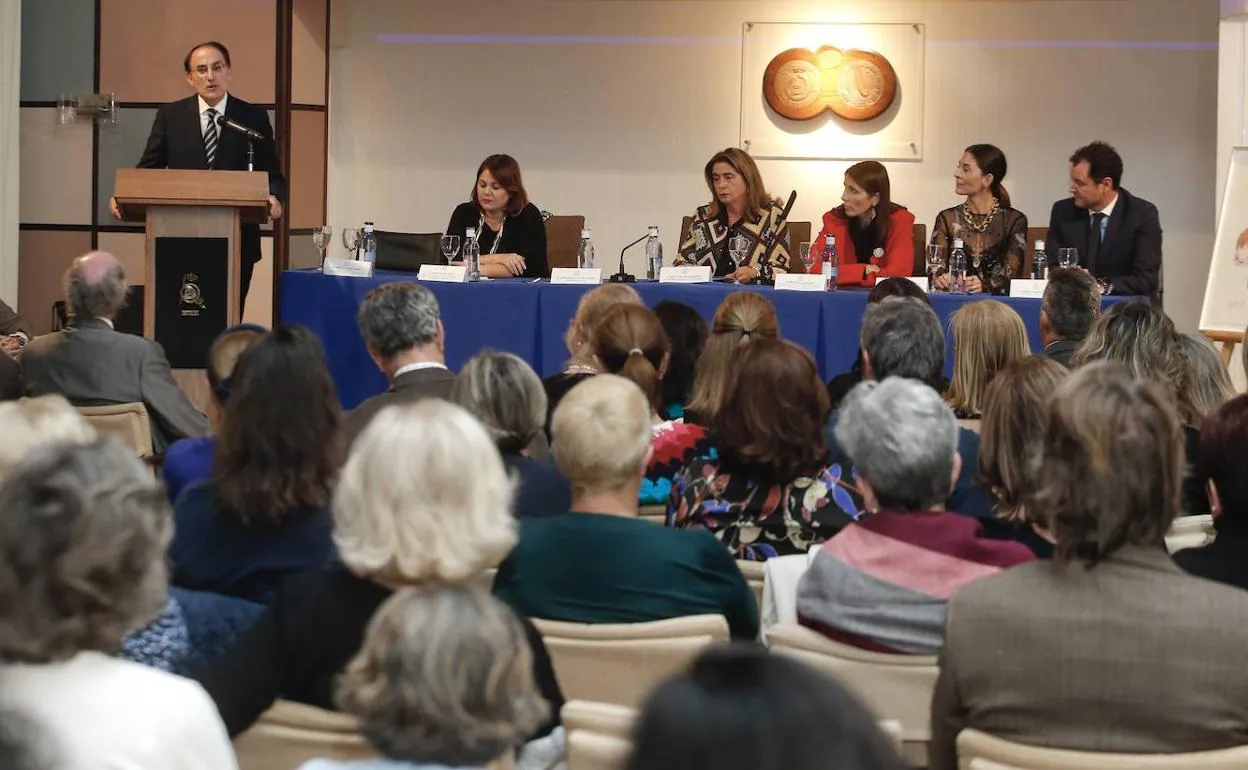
[246,140,254,172]
[611,233,648,283]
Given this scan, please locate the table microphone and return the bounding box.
[216,115,265,142]
[610,232,648,283]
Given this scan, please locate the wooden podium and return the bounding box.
[114,169,269,367]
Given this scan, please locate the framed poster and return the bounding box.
[740,22,925,161]
[1200,146,1248,333]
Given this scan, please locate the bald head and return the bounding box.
[65,251,127,321]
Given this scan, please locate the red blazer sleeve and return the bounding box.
[840,208,916,287]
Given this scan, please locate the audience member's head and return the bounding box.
[947,300,1030,418]
[716,338,828,485]
[591,304,671,414]
[564,284,643,369]
[213,324,343,525]
[1036,362,1183,566]
[837,378,958,513]
[978,356,1069,523]
[1179,333,1235,420]
[336,585,547,768]
[1200,394,1248,521]
[206,323,267,408]
[357,282,444,378]
[1072,299,1195,424]
[1039,267,1099,346]
[653,300,708,413]
[0,440,169,663]
[0,395,96,479]
[63,251,127,322]
[553,375,651,503]
[334,399,516,585]
[627,644,903,770]
[868,276,931,305]
[859,297,945,389]
[687,292,779,423]
[452,350,547,456]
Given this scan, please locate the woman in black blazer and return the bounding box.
[445,154,550,278]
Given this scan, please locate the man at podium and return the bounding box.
[110,41,286,311]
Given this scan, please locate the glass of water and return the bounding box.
[728,234,749,272]
[1058,248,1078,269]
[312,226,332,266]
[440,234,461,264]
[799,242,814,273]
[925,244,946,279]
[342,228,361,260]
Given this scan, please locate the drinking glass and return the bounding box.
[798,242,814,273]
[312,225,331,266]
[440,234,461,264]
[728,234,749,271]
[1057,247,1078,269]
[925,244,946,278]
[342,228,361,260]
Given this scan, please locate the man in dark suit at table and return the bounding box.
[109,41,286,313]
[340,282,456,449]
[1044,141,1162,299]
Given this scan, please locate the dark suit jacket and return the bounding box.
[0,299,28,337]
[1041,337,1080,368]
[1172,516,1248,592]
[1044,188,1162,298]
[20,318,210,452]
[137,94,286,265]
[0,354,21,402]
[340,366,456,448]
[929,546,1248,770]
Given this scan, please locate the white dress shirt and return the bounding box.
[393,361,448,378]
[1090,191,1118,239]
[198,93,229,137]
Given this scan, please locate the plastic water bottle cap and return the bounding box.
[581,229,591,239]
[648,226,659,236]
[952,238,964,247]
[1035,240,1045,250]
[826,235,836,246]
[466,227,476,237]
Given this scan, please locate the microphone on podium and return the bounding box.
[216,115,264,142]
[610,232,649,283]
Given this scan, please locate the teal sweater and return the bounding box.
[494,512,759,640]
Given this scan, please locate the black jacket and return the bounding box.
[138,94,286,265]
[1044,188,1162,298]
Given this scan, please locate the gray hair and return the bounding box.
[859,297,945,387]
[451,350,546,455]
[0,440,170,663]
[357,282,441,359]
[337,585,548,766]
[835,378,958,511]
[1041,267,1100,341]
[64,255,127,320]
[1179,333,1235,420]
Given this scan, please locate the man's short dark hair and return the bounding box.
[184,41,232,73]
[1041,267,1099,341]
[859,297,945,388]
[1070,141,1123,189]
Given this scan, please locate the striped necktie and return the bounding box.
[204,107,219,168]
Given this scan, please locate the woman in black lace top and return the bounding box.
[931,144,1028,295]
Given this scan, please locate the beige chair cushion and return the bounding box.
[957,729,1248,769]
[637,504,665,525]
[533,615,728,707]
[567,730,631,770]
[233,700,374,770]
[736,559,765,613]
[76,402,153,459]
[562,701,636,741]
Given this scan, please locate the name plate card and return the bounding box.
[1009,279,1047,299]
[907,276,930,292]
[418,264,469,283]
[551,267,604,285]
[659,265,712,284]
[323,259,374,278]
[774,273,827,292]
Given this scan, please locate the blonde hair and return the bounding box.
[947,300,1030,417]
[592,304,671,412]
[333,400,517,584]
[1179,333,1235,420]
[0,396,97,479]
[686,293,779,423]
[552,375,652,498]
[452,351,547,454]
[207,326,266,404]
[564,284,642,369]
[703,147,775,218]
[337,585,548,766]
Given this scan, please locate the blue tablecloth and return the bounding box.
[280,270,1109,409]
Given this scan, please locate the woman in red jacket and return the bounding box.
[809,160,915,287]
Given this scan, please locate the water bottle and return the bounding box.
[361,221,377,264]
[577,229,595,270]
[646,226,663,280]
[821,234,839,291]
[1032,239,1049,280]
[464,228,481,281]
[949,238,968,294]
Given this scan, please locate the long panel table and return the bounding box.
[281,269,1116,409]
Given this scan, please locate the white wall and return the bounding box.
[328,0,1219,330]
[0,3,20,304]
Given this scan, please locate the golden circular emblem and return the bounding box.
[762,46,897,122]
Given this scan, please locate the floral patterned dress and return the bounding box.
[668,459,862,561]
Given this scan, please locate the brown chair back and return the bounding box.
[546,215,586,270]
